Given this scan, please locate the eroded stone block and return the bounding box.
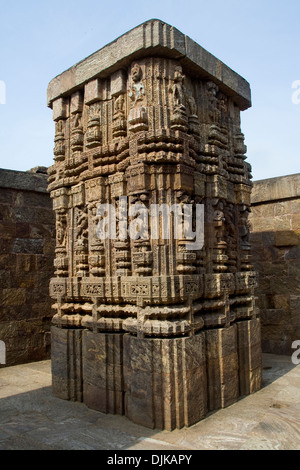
[123,334,207,430]
[82,331,124,415]
[51,326,83,402]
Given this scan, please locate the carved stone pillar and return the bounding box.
[48,19,261,430]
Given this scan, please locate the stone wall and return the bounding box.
[0,168,55,366]
[250,173,300,355]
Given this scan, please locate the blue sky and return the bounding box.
[0,0,299,181]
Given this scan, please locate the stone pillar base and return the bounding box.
[51,322,262,430]
[123,333,207,431]
[82,331,124,415]
[205,324,239,411]
[237,318,262,395]
[51,326,83,402]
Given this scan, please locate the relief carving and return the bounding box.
[75,206,88,248]
[129,63,145,106]
[169,66,199,135]
[88,202,105,277]
[112,93,127,138]
[175,190,197,274]
[114,197,131,276]
[56,209,67,248]
[239,204,251,247]
[71,112,84,153]
[86,102,102,148]
[130,192,152,276]
[74,206,89,277]
[54,119,66,161]
[54,208,68,277]
[128,63,148,132]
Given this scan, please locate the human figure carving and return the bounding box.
[56,210,67,247]
[76,207,88,246]
[129,64,144,106]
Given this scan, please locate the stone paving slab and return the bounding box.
[0,354,299,450]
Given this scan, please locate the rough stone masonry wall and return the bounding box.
[250,173,300,355]
[0,168,55,366]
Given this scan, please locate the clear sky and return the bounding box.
[0,0,299,181]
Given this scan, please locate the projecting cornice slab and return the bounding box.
[47,19,251,110]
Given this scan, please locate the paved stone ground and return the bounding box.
[0,353,299,450]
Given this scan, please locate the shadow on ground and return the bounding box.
[261,353,297,387]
